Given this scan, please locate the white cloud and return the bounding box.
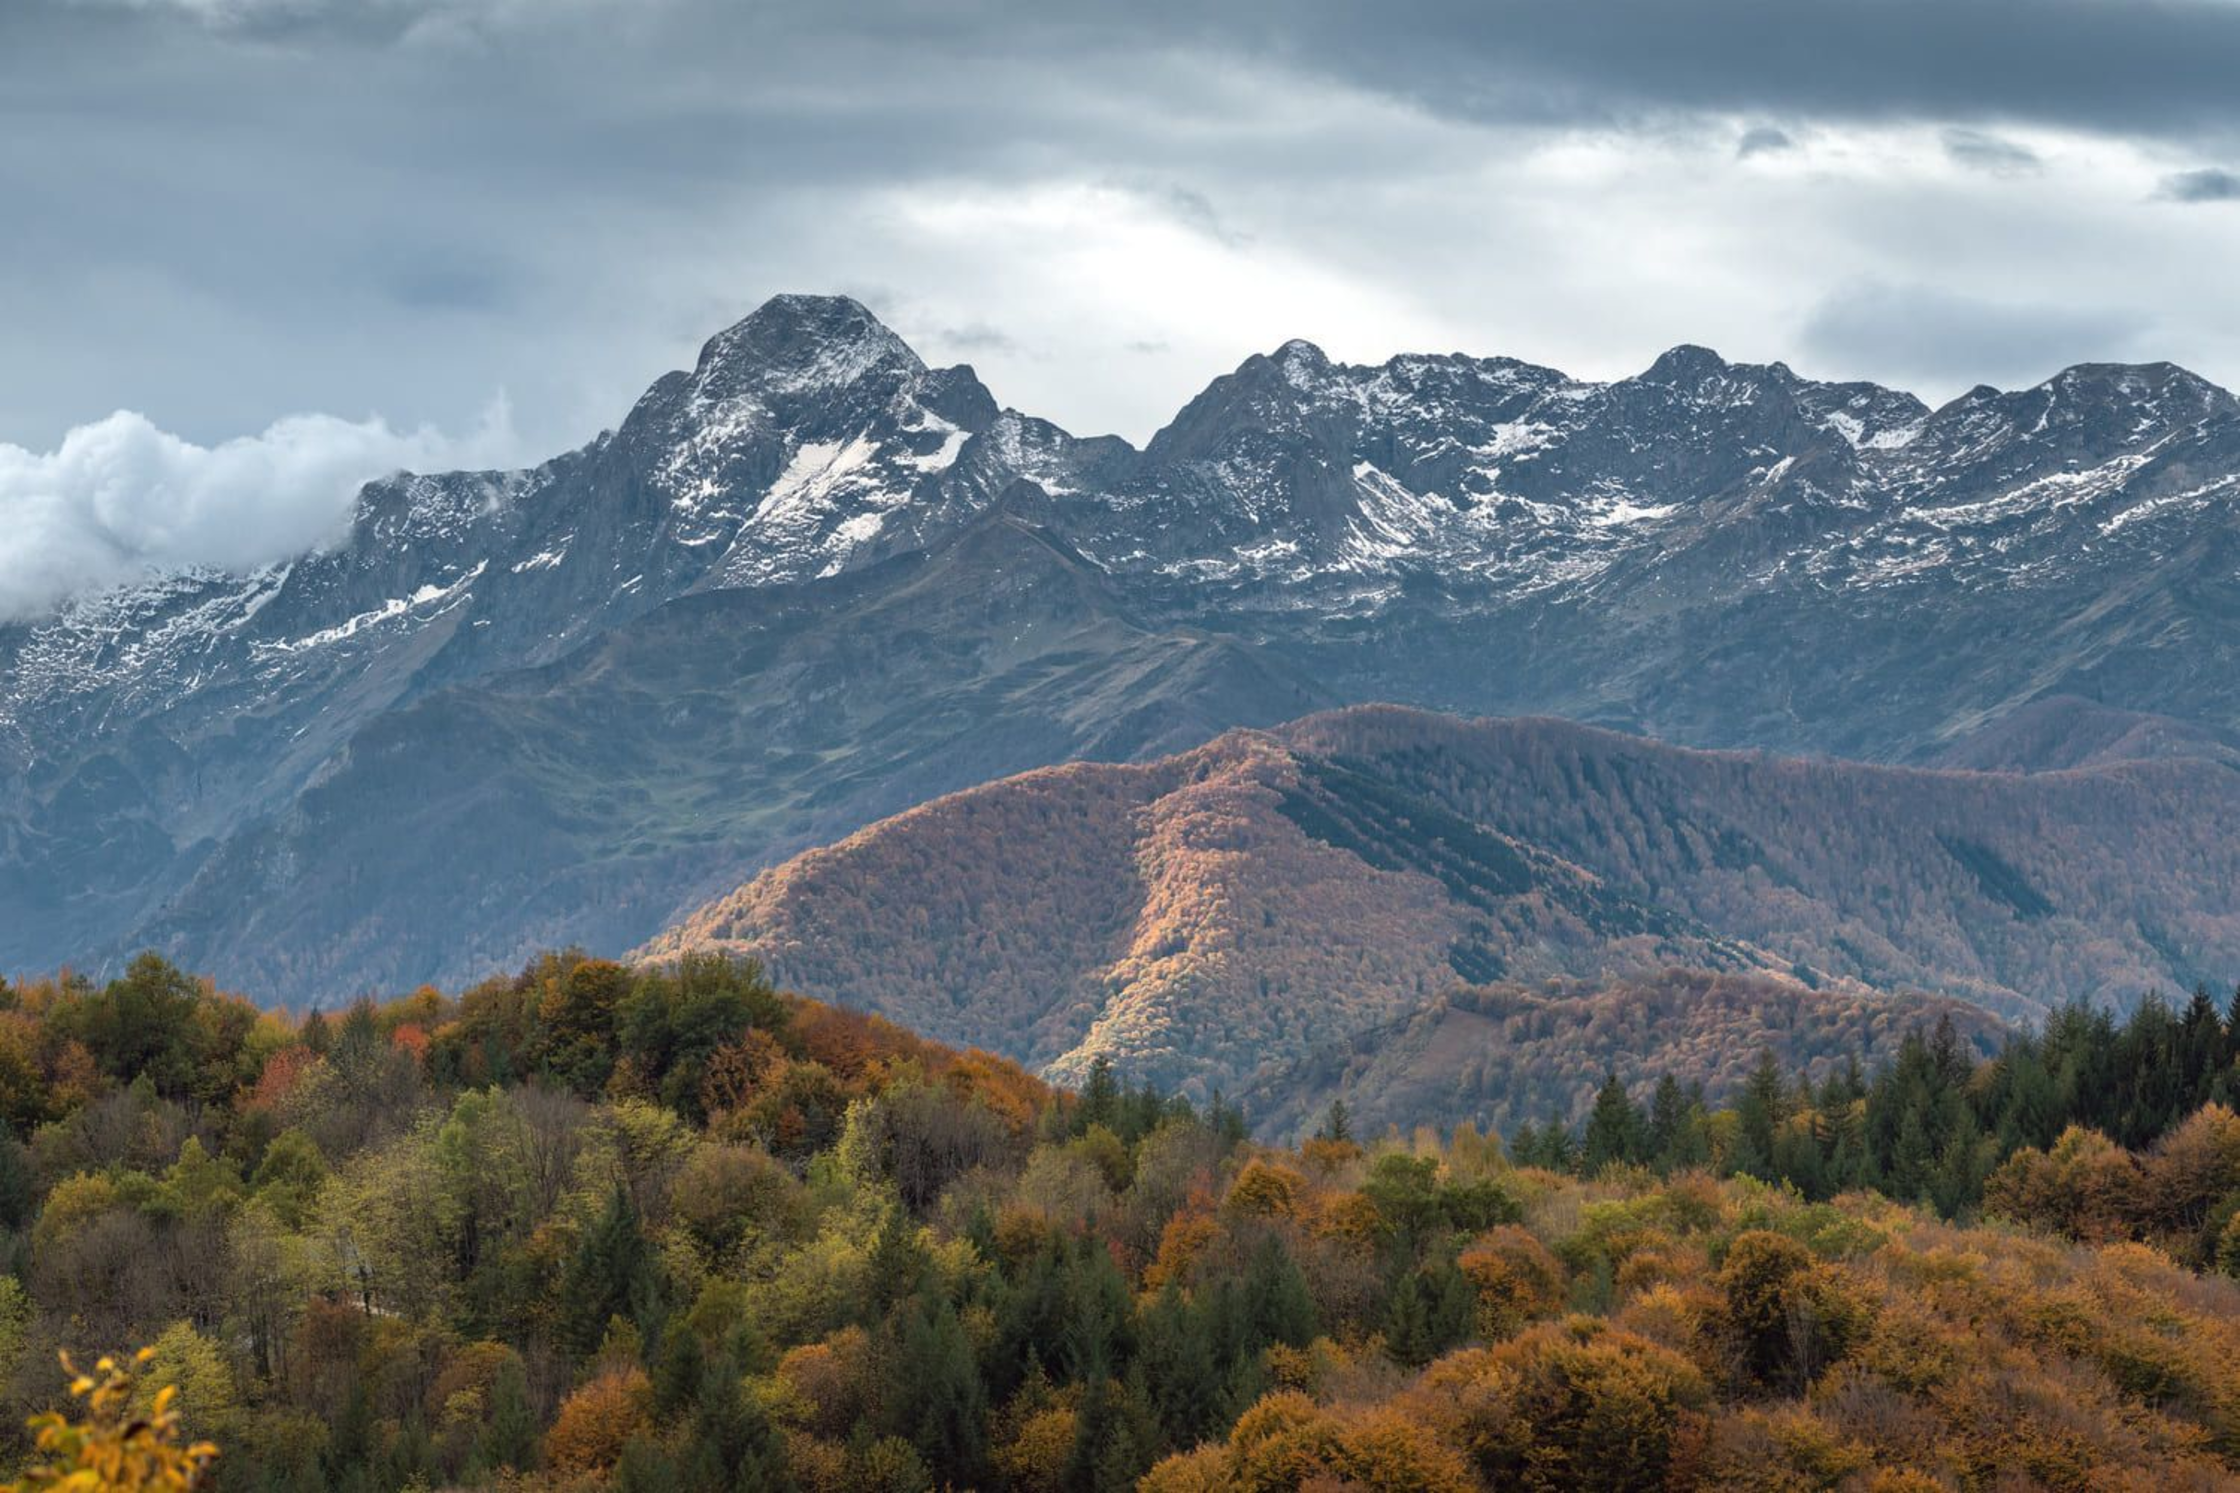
[0,402,516,619]
[864,177,1448,437]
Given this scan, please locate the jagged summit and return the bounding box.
[1272,337,1334,379]
[690,292,921,390]
[1640,343,1732,384]
[2032,360,2239,425]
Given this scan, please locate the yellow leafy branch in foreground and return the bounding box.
[1,1349,216,1492]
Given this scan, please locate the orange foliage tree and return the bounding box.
[542,1368,653,1475]
[1457,1225,1569,1338]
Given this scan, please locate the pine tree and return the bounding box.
[1058,1242,1133,1383]
[1314,1098,1353,1145]
[1135,1285,1222,1450]
[1886,1095,1938,1204]
[0,1128,34,1232]
[963,1198,999,1264]
[325,1380,374,1487]
[1770,1109,1828,1199]
[2182,985,2225,1104]
[683,1341,789,1493]
[332,1002,386,1094]
[1733,1049,1786,1179]
[379,1414,437,1490]
[866,1206,928,1315]
[1238,1236,1319,1351]
[886,1295,987,1481]
[1929,1013,1969,1086]
[614,1436,684,1493]
[1119,1079,1168,1146]
[652,1322,703,1421]
[2116,996,2185,1146]
[1645,1076,1687,1170]
[1063,1372,1160,1493]
[1205,1089,1249,1148]
[1424,1255,1477,1355]
[1582,1072,1644,1172]
[475,1355,537,1475]
[1927,1124,1994,1220]
[1819,1071,1869,1193]
[1077,1056,1121,1135]
[1540,1110,1578,1173]
[1998,1044,2061,1150]
[562,1186,663,1359]
[1382,1270,1433,1367]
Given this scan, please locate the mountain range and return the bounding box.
[7,293,2240,1013]
[645,706,2240,1101]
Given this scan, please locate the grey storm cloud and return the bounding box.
[44,0,2240,138]
[1735,126,1794,160]
[2159,167,2240,203]
[1225,0,2240,139]
[7,0,2240,612]
[1941,128,2042,175]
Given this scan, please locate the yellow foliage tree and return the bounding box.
[2,1349,217,1492]
[1224,1159,1306,1220]
[1982,1126,2144,1242]
[1412,1319,1712,1491]
[1154,1389,1475,1493]
[990,1404,1076,1492]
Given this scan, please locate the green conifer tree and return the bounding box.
[561,1186,663,1359]
[475,1354,537,1475]
[1583,1072,1644,1172]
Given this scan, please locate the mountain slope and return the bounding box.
[1923,694,2240,773]
[124,501,1328,996]
[0,295,1008,977]
[1238,968,2006,1142]
[646,706,2240,1094]
[10,294,2240,999]
[642,722,1771,1095]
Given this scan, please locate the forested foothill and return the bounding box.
[2,951,2240,1490]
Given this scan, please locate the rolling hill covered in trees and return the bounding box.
[1237,969,2007,1144]
[7,952,2240,1492]
[647,705,2240,1096]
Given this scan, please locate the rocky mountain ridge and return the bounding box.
[6,293,2239,999]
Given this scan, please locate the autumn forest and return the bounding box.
[1,951,2239,1489]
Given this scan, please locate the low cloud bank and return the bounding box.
[0,401,515,619]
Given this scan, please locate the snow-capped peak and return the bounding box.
[690,293,922,398]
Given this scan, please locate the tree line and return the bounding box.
[1506,986,2240,1264]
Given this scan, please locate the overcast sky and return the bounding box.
[5,0,2240,612]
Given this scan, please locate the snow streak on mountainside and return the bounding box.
[5,293,2240,1001]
